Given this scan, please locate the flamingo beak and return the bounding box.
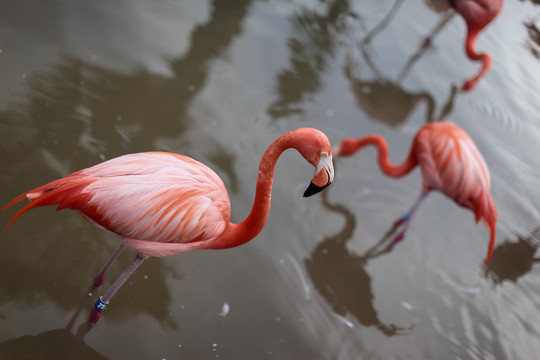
[303,155,334,197]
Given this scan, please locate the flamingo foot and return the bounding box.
[92,273,106,288]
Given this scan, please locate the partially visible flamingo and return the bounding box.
[335,121,497,265]
[3,128,334,325]
[425,0,502,90]
[451,0,504,90]
[418,0,503,90]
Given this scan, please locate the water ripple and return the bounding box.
[468,96,522,133]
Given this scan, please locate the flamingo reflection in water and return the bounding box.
[305,190,413,336]
[345,0,457,129]
[484,227,540,284]
[362,0,503,91]
[0,328,107,360]
[524,15,540,61]
[0,281,109,357]
[420,0,504,90]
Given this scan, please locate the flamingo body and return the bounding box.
[413,122,495,226]
[336,121,497,265]
[451,0,502,29]
[4,127,335,324]
[6,152,231,258]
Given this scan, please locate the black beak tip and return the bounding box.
[303,181,331,198]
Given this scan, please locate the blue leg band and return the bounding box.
[94,297,109,311]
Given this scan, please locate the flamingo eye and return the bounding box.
[320,151,328,158]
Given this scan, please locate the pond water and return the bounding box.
[1,0,540,359]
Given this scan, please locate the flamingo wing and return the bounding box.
[416,123,497,225]
[5,152,231,256]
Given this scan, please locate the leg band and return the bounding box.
[94,297,109,311]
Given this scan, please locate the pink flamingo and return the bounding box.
[419,0,503,90]
[4,128,334,324]
[451,0,504,90]
[335,121,497,265]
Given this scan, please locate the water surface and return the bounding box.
[1,0,540,359]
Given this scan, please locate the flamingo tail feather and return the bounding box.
[3,175,94,230]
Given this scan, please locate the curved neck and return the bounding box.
[213,131,304,249]
[340,135,416,178]
[465,29,490,60]
[463,30,492,90]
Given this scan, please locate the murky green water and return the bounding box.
[1,0,540,359]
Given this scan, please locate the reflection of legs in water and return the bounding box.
[65,284,103,340]
[351,0,404,80]
[315,189,415,336]
[396,10,455,83]
[436,84,458,122]
[343,47,363,82]
[65,291,95,339]
[363,0,404,46]
[421,10,455,48]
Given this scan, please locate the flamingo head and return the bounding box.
[294,129,334,197]
[304,150,334,197]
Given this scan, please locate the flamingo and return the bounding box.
[3,128,334,324]
[418,0,503,90]
[334,121,497,266]
[450,0,503,90]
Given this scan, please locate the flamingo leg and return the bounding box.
[92,244,125,288]
[88,254,146,324]
[391,191,428,244]
[397,12,455,82]
[421,10,455,48]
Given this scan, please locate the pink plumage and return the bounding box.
[413,122,496,228]
[450,0,504,90]
[5,152,231,257]
[336,121,497,266]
